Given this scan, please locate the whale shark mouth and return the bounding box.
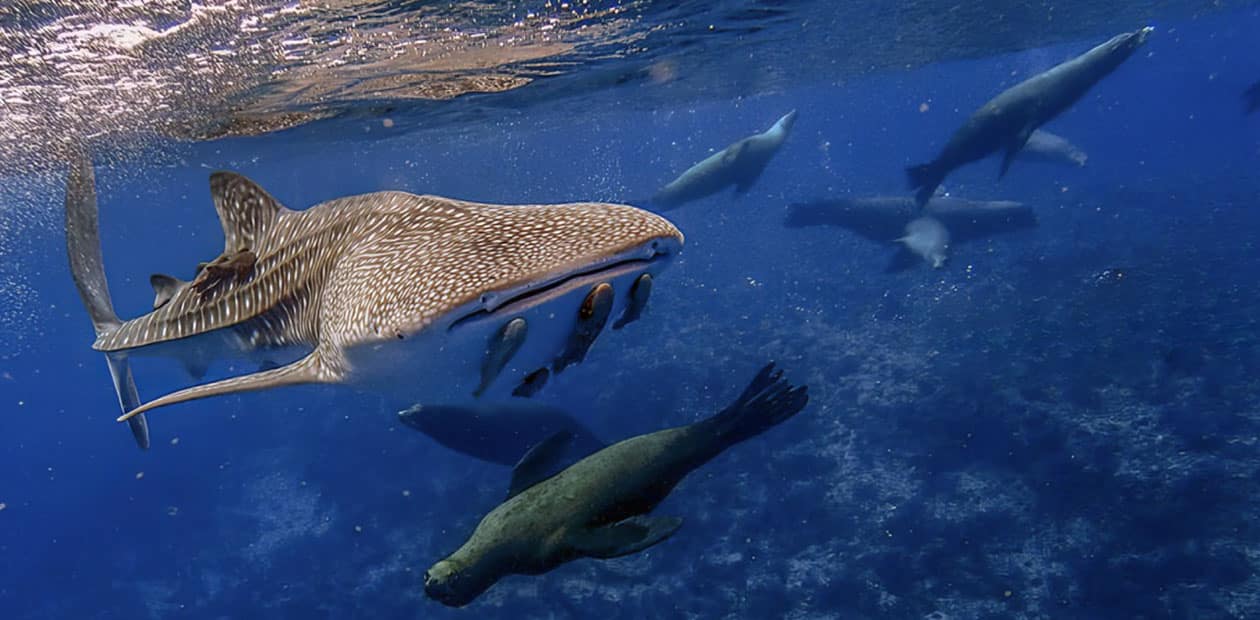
[448,241,677,331]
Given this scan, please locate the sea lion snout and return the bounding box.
[777,109,799,132]
[423,560,473,606]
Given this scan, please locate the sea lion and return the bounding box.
[1018,130,1087,167]
[897,216,950,268]
[650,110,798,210]
[423,363,809,607]
[397,402,605,468]
[786,194,1036,271]
[1245,81,1260,115]
[907,27,1152,206]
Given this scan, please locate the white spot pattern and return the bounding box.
[94,176,683,356]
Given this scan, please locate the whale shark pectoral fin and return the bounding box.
[116,349,341,422]
[1000,126,1035,178]
[506,430,574,499]
[569,515,683,559]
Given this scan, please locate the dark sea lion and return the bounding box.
[1245,81,1260,115]
[785,195,1035,243]
[785,195,1036,273]
[423,363,809,607]
[907,27,1153,206]
[651,110,797,210]
[397,402,605,468]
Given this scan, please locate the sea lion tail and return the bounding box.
[906,162,943,209]
[705,362,809,446]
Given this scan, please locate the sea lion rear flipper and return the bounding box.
[1000,127,1034,178]
[569,515,683,559]
[506,430,574,499]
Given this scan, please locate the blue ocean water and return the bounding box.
[2,3,1260,619]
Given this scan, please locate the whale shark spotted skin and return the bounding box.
[66,156,684,430]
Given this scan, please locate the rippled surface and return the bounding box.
[1,0,1253,175]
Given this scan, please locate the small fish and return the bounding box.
[188,249,257,300]
[613,274,652,330]
[513,368,550,398]
[553,283,614,374]
[474,318,527,397]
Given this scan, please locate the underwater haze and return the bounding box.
[3,1,1260,618]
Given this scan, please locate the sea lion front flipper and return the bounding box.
[506,430,574,499]
[721,140,750,167]
[1000,126,1034,178]
[149,273,186,309]
[569,515,683,559]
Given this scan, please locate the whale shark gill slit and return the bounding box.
[448,255,667,332]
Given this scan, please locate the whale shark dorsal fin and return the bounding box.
[149,273,186,309]
[208,172,287,253]
[507,430,574,499]
[569,515,683,559]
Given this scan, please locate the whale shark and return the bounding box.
[64,155,684,440]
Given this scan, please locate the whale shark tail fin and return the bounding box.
[704,362,808,447]
[906,162,943,209]
[64,149,151,450]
